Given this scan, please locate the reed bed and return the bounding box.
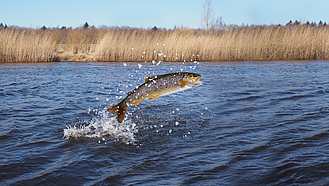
[0,29,56,63]
[1,23,329,63]
[94,25,329,62]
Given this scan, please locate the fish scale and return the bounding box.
[108,72,203,123]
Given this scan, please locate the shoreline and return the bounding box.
[2,57,327,63]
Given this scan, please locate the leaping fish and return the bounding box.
[108,72,203,123]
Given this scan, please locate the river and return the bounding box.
[1,61,329,185]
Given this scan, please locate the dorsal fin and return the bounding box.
[145,75,158,82]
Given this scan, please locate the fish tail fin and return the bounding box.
[107,103,128,123]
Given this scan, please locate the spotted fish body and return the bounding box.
[108,72,203,123]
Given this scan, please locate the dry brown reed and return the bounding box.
[1,23,329,63]
[0,29,56,63]
[94,25,329,62]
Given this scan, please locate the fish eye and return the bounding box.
[191,74,198,78]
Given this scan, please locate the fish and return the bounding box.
[107,72,203,123]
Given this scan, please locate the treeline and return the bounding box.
[1,20,329,63]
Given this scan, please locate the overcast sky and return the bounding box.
[1,0,328,28]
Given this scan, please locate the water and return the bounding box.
[1,61,329,185]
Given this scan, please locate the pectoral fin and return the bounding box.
[179,79,186,87]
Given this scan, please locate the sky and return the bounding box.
[1,0,328,29]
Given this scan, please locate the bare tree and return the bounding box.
[201,0,215,34]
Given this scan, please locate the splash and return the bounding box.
[63,108,138,145]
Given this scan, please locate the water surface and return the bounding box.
[1,61,329,185]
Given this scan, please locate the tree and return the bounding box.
[201,0,215,34]
[311,21,316,27]
[152,26,158,31]
[83,22,89,29]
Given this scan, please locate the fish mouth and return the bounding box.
[189,76,203,87]
[194,76,203,86]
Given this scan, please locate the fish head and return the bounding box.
[183,72,203,87]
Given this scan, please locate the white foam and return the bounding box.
[63,108,138,145]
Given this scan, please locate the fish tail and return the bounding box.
[107,103,128,123]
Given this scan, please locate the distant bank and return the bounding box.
[1,23,329,63]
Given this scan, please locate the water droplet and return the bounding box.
[175,121,179,126]
[132,47,134,50]
[123,63,127,66]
